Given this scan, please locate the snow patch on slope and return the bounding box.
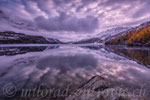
[96,27,129,41]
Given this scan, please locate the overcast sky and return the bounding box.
[0,0,150,41]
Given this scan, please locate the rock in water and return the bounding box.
[65,76,146,100]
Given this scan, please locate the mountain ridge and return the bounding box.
[72,21,150,47]
[1,9,150,46]
[105,21,150,46]
[72,27,129,44]
[0,31,63,44]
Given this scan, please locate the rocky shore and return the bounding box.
[65,76,146,100]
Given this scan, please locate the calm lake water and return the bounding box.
[0,44,150,100]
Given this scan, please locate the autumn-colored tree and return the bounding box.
[106,24,150,46]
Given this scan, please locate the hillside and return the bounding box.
[96,27,129,41]
[72,27,128,44]
[105,21,150,46]
[0,31,62,44]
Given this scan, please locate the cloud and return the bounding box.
[34,12,99,32]
[36,54,98,70]
[25,1,48,18]
[0,0,150,39]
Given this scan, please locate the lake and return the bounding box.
[0,44,150,100]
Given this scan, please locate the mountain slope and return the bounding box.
[0,10,63,44]
[96,27,129,41]
[105,21,150,46]
[0,31,62,44]
[72,27,128,44]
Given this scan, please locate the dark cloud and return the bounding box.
[34,12,99,32]
[76,5,85,12]
[52,0,73,6]
[0,0,150,37]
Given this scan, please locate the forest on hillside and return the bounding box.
[105,25,150,46]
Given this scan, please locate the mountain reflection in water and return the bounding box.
[106,45,150,68]
[0,46,59,56]
[0,45,149,100]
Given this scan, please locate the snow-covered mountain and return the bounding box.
[96,27,129,41]
[0,31,62,44]
[105,21,150,46]
[73,21,150,45]
[0,10,63,44]
[72,27,129,44]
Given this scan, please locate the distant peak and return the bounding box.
[103,27,128,32]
